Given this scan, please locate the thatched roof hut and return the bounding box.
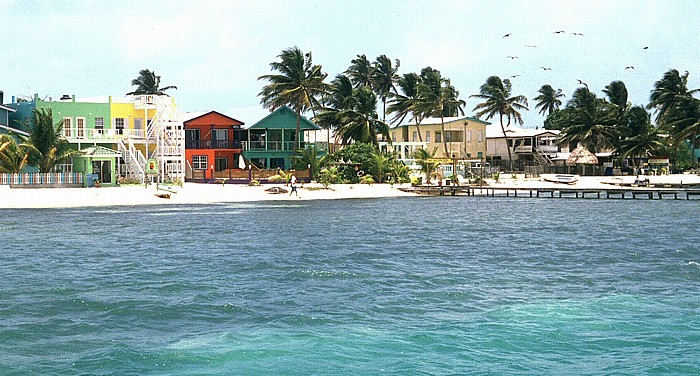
[566,145,598,165]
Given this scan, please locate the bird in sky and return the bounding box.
[625,66,635,70]
[525,44,537,48]
[510,75,521,78]
[540,66,552,71]
[503,33,511,38]
[507,56,519,59]
[554,30,565,34]
[643,46,649,49]
[577,79,589,89]
[572,32,584,36]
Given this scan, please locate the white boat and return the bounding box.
[541,174,580,184]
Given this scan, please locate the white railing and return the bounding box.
[65,128,145,142]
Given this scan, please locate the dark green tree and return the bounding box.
[24,108,80,172]
[534,84,565,116]
[126,69,177,96]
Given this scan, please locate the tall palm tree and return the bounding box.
[372,54,400,122]
[334,86,389,146]
[314,74,355,149]
[126,69,177,96]
[346,54,374,89]
[24,108,81,172]
[413,146,439,184]
[259,47,331,148]
[415,67,466,157]
[471,76,529,165]
[617,109,664,168]
[647,69,699,126]
[387,72,424,140]
[557,87,617,154]
[0,134,30,173]
[534,84,565,116]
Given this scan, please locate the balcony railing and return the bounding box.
[248,141,304,151]
[185,139,243,149]
[64,128,145,142]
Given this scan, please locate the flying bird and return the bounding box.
[510,75,521,78]
[540,66,552,71]
[507,56,519,59]
[577,79,589,89]
[554,30,565,34]
[525,44,537,48]
[572,32,584,36]
[643,46,649,49]
[503,33,511,38]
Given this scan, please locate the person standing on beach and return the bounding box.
[289,175,298,196]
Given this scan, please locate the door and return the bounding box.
[92,160,112,184]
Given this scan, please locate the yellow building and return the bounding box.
[388,116,489,159]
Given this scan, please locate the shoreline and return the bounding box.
[2,174,699,209]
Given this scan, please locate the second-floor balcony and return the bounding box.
[64,127,145,142]
[185,139,243,149]
[247,140,307,151]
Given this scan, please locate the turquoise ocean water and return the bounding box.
[1,197,699,375]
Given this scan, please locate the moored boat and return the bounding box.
[540,174,580,184]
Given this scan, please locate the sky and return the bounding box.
[1,0,698,128]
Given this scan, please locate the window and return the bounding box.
[444,131,462,142]
[115,118,126,135]
[213,129,228,140]
[192,155,208,170]
[76,117,85,139]
[134,118,143,130]
[426,131,431,142]
[412,131,417,142]
[435,131,441,143]
[95,117,104,132]
[63,117,72,138]
[467,130,472,142]
[392,132,396,142]
[477,130,483,142]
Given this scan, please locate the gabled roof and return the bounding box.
[183,110,245,126]
[76,146,122,157]
[247,106,320,130]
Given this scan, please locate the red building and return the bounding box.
[184,111,245,180]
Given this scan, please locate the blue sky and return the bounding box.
[2,0,698,127]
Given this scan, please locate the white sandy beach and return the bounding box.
[2,174,699,209]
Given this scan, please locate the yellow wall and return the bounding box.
[395,119,487,159]
[109,100,156,132]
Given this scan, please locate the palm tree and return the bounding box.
[0,134,30,173]
[334,86,389,146]
[259,47,331,148]
[387,72,424,140]
[314,74,355,148]
[413,147,439,184]
[24,108,81,172]
[372,55,400,122]
[617,109,664,169]
[346,54,375,89]
[647,69,699,126]
[557,87,617,154]
[534,84,565,116]
[414,68,466,157]
[471,76,529,165]
[126,69,177,96]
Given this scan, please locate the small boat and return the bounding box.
[541,174,580,184]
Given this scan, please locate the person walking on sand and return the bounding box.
[289,175,298,196]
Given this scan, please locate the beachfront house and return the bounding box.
[6,94,185,185]
[183,111,245,181]
[485,126,565,167]
[243,106,321,170]
[384,116,489,162]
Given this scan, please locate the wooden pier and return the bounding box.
[400,185,700,200]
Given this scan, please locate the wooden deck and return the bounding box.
[400,185,700,200]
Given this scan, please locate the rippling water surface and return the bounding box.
[1,197,699,374]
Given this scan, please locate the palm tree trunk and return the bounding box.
[441,116,449,157]
[295,110,301,149]
[500,113,512,168]
[415,119,424,143]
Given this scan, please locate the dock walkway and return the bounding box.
[400,185,700,200]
